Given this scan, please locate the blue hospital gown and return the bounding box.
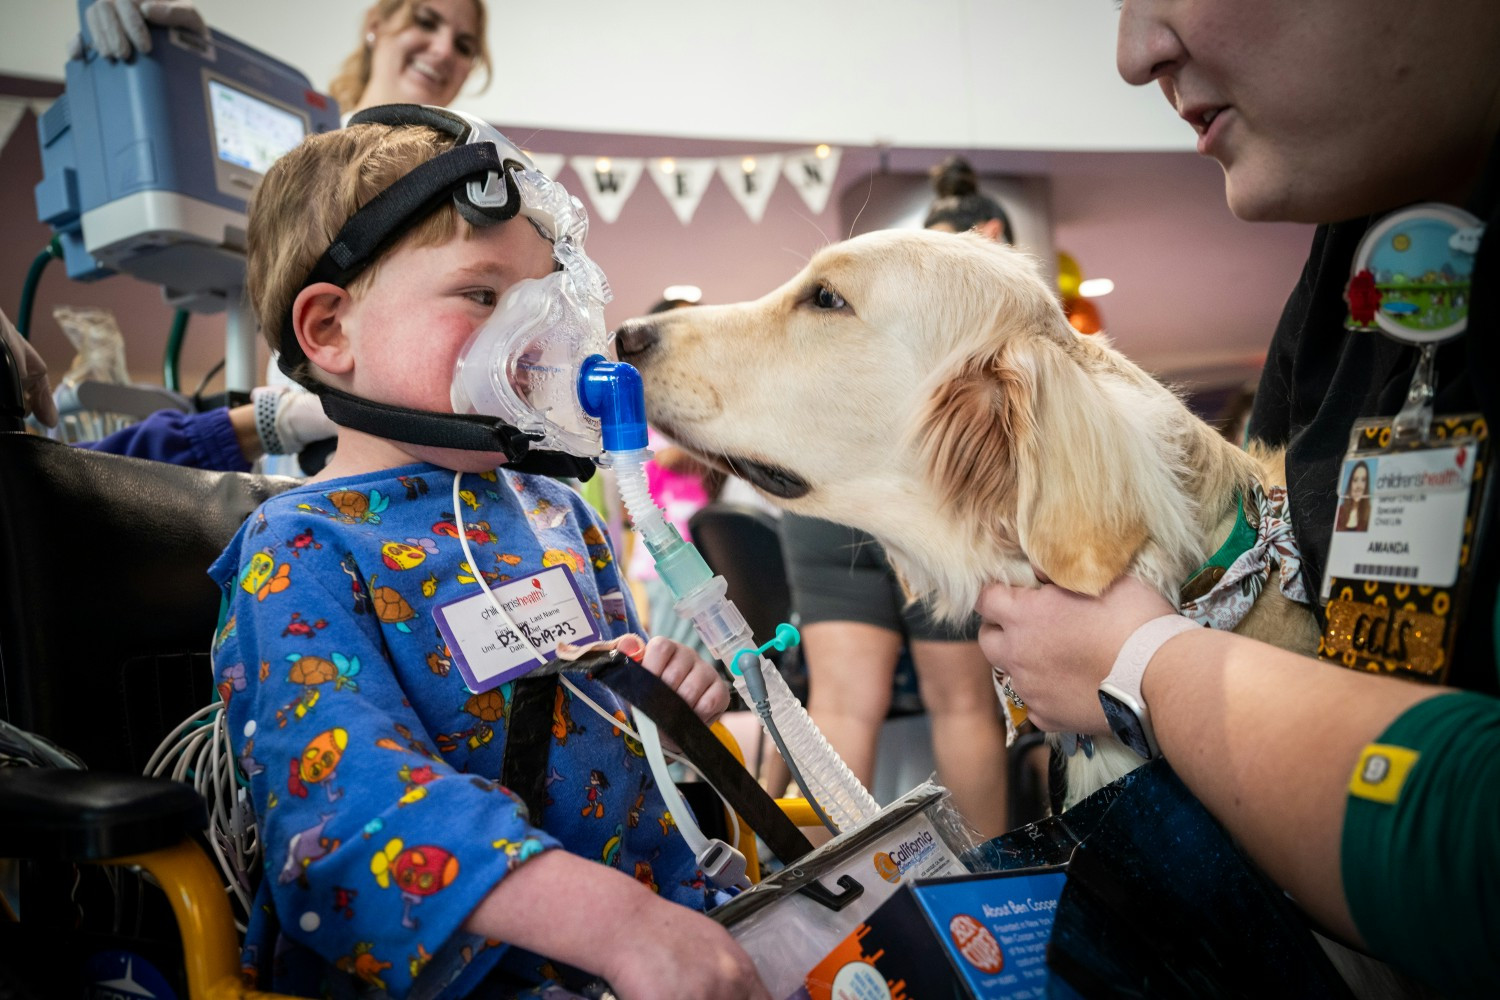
[209,463,715,998]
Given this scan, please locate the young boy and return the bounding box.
[212,119,768,999]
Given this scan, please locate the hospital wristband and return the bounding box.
[253,387,286,455]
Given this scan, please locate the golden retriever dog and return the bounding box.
[617,229,1318,806]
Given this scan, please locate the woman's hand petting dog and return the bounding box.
[976,575,1175,734]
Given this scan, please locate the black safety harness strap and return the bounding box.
[498,648,815,865]
[499,675,561,823]
[579,652,816,866]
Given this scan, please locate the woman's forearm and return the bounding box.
[1141,628,1441,942]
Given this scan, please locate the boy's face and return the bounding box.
[339,215,557,468]
[1115,0,1500,224]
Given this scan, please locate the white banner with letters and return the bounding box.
[646,156,719,225]
[717,153,783,224]
[782,145,843,216]
[569,155,646,224]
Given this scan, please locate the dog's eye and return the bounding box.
[813,285,847,310]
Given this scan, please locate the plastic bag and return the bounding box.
[50,306,132,442]
[714,781,980,999]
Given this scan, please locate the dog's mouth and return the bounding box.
[731,457,811,500]
[652,420,811,500]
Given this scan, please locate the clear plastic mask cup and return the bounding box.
[450,215,614,458]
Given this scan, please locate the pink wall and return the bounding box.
[2,74,1314,401]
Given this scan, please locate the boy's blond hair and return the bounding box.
[247,123,470,386]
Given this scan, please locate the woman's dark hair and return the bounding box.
[923,156,1013,242]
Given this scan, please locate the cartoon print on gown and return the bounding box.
[211,464,713,997]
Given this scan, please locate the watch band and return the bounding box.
[1106,614,1201,701]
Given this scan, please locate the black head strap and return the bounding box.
[314,384,595,480]
[277,142,511,372]
[349,103,525,228]
[272,105,596,480]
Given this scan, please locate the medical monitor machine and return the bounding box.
[35,1,341,394]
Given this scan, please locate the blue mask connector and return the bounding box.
[578,354,648,453]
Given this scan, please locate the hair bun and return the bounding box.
[930,155,979,198]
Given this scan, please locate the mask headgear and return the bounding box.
[276,104,605,479]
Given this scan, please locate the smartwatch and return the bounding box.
[1098,615,1200,760]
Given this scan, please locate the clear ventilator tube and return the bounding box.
[579,356,880,833]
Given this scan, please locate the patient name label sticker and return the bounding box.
[432,566,600,693]
[1323,444,1474,590]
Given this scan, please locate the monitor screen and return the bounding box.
[208,79,305,175]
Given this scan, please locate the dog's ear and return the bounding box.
[919,330,1157,596]
[916,344,1031,566]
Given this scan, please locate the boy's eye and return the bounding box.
[466,289,497,307]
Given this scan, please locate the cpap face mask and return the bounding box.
[275,104,610,478]
[450,188,614,457]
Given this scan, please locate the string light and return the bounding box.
[663,284,703,303]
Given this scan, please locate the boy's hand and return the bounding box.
[602,896,771,1000]
[465,851,768,1000]
[639,636,730,728]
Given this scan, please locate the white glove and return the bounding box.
[1,308,59,428]
[79,0,207,61]
[252,385,338,455]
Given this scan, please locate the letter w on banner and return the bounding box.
[646,157,718,226]
[569,156,645,224]
[782,146,843,215]
[717,154,783,223]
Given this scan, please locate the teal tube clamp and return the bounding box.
[731,622,801,676]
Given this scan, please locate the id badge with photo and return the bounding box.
[1318,415,1490,682]
[1319,202,1489,684]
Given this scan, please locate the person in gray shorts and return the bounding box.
[780,511,1009,836]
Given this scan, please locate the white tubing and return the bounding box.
[605,448,881,832]
[732,658,880,830]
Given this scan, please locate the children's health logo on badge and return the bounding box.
[1344,202,1483,344]
[430,565,601,693]
[948,913,1005,974]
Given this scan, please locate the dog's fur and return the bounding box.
[620,229,1318,803]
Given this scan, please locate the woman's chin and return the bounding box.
[399,76,456,108]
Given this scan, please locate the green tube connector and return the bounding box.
[731,623,802,677]
[647,531,715,602]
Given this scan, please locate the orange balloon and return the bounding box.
[1064,296,1103,335]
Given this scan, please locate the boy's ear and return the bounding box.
[291,283,354,377]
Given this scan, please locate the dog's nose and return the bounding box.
[614,319,659,361]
